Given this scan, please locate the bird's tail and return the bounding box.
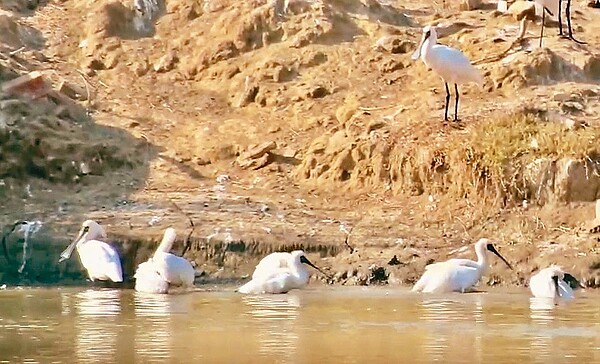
[237,279,259,294]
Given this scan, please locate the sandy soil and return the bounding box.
[1,0,600,288]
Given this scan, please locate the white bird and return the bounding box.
[134,228,195,294]
[533,0,586,46]
[59,220,123,283]
[238,250,327,294]
[529,265,583,300]
[411,25,483,123]
[412,238,512,293]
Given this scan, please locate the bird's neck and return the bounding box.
[156,239,173,254]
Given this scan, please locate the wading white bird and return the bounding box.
[59,220,123,283]
[134,228,195,294]
[411,25,483,123]
[238,250,327,294]
[529,265,583,300]
[412,238,513,293]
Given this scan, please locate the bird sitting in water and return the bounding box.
[134,227,195,294]
[529,265,584,300]
[411,25,483,123]
[412,238,513,293]
[238,250,327,294]
[59,220,123,283]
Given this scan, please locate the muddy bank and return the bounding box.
[3,189,600,290]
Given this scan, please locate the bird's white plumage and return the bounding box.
[134,260,168,294]
[134,228,195,294]
[529,266,575,300]
[62,220,123,283]
[412,25,483,87]
[412,238,510,293]
[238,250,314,294]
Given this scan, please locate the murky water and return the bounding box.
[1,286,599,363]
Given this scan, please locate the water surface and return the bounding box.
[1,287,599,363]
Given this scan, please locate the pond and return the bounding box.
[1,286,599,363]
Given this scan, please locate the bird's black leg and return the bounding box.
[454,83,460,122]
[566,0,587,44]
[558,0,563,36]
[539,10,545,47]
[444,82,450,122]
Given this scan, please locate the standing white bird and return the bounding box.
[533,0,586,46]
[412,238,513,293]
[238,250,327,294]
[529,265,583,300]
[59,220,123,283]
[134,228,195,294]
[411,25,483,123]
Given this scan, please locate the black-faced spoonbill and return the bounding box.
[238,250,327,294]
[412,238,512,293]
[411,25,483,123]
[59,220,124,283]
[534,0,586,46]
[529,266,584,300]
[134,227,195,294]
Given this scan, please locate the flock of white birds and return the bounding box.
[48,0,592,301]
[55,219,583,305]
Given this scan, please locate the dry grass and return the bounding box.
[441,112,600,205]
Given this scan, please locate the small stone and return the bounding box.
[154,52,178,73]
[1,71,49,99]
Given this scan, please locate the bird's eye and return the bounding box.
[425,30,431,38]
[83,226,90,233]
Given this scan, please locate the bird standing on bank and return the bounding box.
[411,25,483,123]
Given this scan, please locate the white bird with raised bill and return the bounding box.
[59,220,123,283]
[134,227,195,294]
[412,25,483,123]
[529,265,583,300]
[412,238,512,293]
[238,250,327,294]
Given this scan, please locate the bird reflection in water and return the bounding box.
[529,297,556,361]
[133,291,176,362]
[242,294,301,360]
[73,289,121,363]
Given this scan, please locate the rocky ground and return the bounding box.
[1,0,600,289]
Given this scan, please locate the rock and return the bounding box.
[58,80,88,101]
[234,76,259,107]
[237,141,276,169]
[306,85,329,99]
[460,0,482,10]
[508,1,537,21]
[367,264,389,285]
[240,141,277,161]
[379,58,405,73]
[374,36,414,54]
[1,71,49,99]
[387,255,402,265]
[154,52,178,73]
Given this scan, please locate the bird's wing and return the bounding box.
[415,263,480,293]
[430,45,483,86]
[154,253,195,286]
[424,259,476,270]
[252,252,291,279]
[239,269,294,294]
[80,240,123,282]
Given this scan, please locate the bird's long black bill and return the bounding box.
[300,255,330,278]
[488,245,513,270]
[562,273,584,289]
[551,275,560,298]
